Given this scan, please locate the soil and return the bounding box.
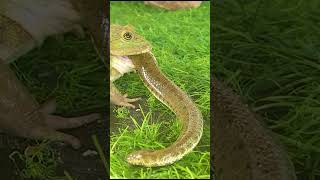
[110,97,149,135]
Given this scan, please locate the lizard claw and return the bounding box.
[112,94,141,108]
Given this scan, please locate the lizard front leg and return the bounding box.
[110,83,140,108]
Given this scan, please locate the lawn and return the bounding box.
[213,0,320,179]
[110,1,210,179]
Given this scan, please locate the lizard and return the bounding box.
[110,24,203,167]
[0,0,107,149]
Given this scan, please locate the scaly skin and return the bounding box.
[110,25,203,167]
[212,76,297,180]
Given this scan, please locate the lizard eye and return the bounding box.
[123,32,133,40]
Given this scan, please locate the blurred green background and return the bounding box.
[214,0,320,179]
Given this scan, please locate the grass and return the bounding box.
[9,141,64,180]
[92,134,109,177]
[110,1,210,179]
[12,33,107,114]
[214,0,320,179]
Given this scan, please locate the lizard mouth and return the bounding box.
[110,45,151,57]
[111,55,135,75]
[111,52,153,77]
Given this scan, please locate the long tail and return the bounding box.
[126,52,203,167]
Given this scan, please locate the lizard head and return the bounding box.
[110,24,151,56]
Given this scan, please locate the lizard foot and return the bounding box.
[111,93,141,108]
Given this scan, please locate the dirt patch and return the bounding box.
[109,97,174,135]
[110,97,149,134]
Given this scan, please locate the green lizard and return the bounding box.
[110,24,203,167]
